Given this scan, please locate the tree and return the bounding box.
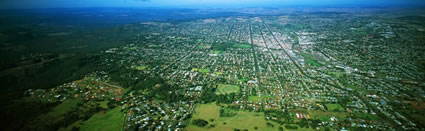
[285,125,298,129]
[311,119,321,129]
[298,118,308,128]
[71,127,79,131]
[266,122,274,127]
[199,87,217,103]
[192,119,208,127]
[279,126,284,131]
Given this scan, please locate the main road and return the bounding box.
[248,20,263,89]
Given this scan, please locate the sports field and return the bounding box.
[232,44,251,48]
[248,95,275,102]
[215,84,239,94]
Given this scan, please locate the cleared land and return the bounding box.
[325,104,344,112]
[327,71,344,78]
[49,99,81,116]
[80,106,124,131]
[301,53,323,67]
[307,110,349,121]
[187,103,279,131]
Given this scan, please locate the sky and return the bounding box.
[0,0,424,9]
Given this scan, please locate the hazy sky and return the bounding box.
[0,0,424,9]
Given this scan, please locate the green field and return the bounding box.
[301,53,323,67]
[345,84,366,92]
[129,47,137,50]
[354,31,367,35]
[374,72,387,78]
[214,71,223,75]
[198,45,211,49]
[238,77,250,82]
[99,101,109,109]
[352,28,367,35]
[283,124,313,131]
[325,104,344,112]
[199,68,211,73]
[191,102,221,120]
[232,44,251,48]
[354,113,380,120]
[24,99,81,130]
[210,50,222,54]
[187,102,279,131]
[80,106,124,131]
[32,99,81,121]
[248,95,275,102]
[192,68,199,72]
[135,66,147,70]
[307,110,348,120]
[49,99,81,116]
[216,84,239,94]
[327,71,344,78]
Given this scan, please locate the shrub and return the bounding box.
[192,119,208,127]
